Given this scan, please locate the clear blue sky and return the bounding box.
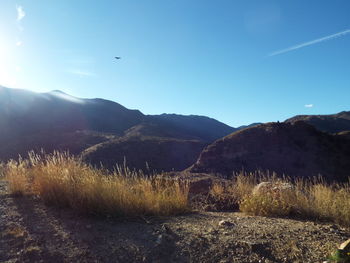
[1,0,350,127]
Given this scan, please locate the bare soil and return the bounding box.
[1,181,349,263]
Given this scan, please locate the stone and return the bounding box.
[252,181,294,196]
[339,239,350,251]
[218,220,235,227]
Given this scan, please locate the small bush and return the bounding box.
[240,191,294,217]
[5,151,190,217]
[210,172,350,226]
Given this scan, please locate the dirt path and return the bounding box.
[1,180,349,263]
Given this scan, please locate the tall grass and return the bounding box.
[4,152,189,217]
[0,162,5,179]
[211,172,350,226]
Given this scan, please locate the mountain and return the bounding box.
[0,87,236,171]
[81,114,235,171]
[285,111,350,133]
[147,114,236,142]
[82,136,206,172]
[235,122,261,130]
[189,121,350,182]
[0,88,144,137]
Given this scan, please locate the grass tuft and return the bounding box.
[210,172,350,226]
[5,151,190,217]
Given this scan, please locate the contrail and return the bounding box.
[269,29,350,56]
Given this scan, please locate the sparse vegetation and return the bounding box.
[211,172,350,226]
[4,151,350,227]
[328,249,350,263]
[4,152,190,217]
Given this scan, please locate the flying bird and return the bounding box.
[115,57,121,60]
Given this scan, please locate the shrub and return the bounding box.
[210,172,350,226]
[239,174,350,226]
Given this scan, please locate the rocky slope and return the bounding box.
[190,121,350,181]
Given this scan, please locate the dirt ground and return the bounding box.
[1,180,349,263]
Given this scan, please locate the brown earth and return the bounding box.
[1,180,348,263]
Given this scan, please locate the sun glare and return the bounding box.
[0,37,18,88]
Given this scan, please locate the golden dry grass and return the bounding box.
[4,152,190,217]
[211,172,350,226]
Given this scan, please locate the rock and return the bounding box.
[188,178,213,196]
[252,181,294,196]
[339,239,350,251]
[218,220,235,227]
[156,234,163,245]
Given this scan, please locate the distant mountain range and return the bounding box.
[1,86,349,179]
[0,87,236,171]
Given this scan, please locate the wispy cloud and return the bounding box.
[304,104,314,108]
[16,5,25,21]
[16,5,26,31]
[67,69,97,77]
[16,41,22,46]
[65,56,97,78]
[269,29,350,56]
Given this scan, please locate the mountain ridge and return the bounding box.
[285,111,350,133]
[0,87,236,171]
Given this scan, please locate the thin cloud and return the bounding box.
[269,29,350,56]
[16,5,25,21]
[67,69,97,77]
[16,41,22,46]
[304,104,313,108]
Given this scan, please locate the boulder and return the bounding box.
[252,182,294,196]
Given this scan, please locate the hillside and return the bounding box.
[189,121,350,181]
[147,114,236,142]
[82,136,206,172]
[285,111,350,133]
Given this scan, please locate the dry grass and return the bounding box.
[3,225,27,238]
[4,152,190,217]
[0,162,5,179]
[211,172,350,226]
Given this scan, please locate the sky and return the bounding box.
[0,0,350,127]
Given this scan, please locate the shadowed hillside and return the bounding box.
[189,121,350,181]
[82,136,206,172]
[285,111,350,133]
